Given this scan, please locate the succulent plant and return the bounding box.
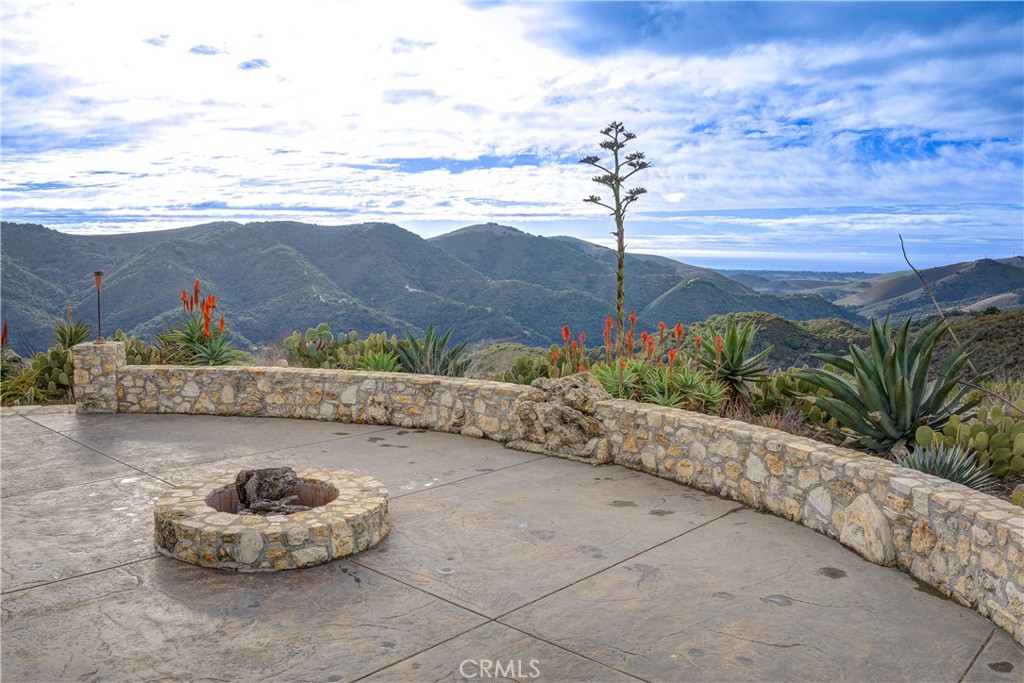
[590,360,726,413]
[389,325,468,377]
[357,350,401,373]
[497,354,550,385]
[28,342,75,403]
[114,329,162,365]
[283,325,400,370]
[915,407,1024,478]
[697,319,773,402]
[895,442,999,494]
[1012,485,1024,509]
[796,316,977,452]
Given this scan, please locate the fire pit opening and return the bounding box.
[204,467,340,515]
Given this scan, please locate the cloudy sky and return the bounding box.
[2,1,1022,271]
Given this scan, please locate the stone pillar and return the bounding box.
[72,341,125,414]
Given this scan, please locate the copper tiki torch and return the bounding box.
[93,271,104,342]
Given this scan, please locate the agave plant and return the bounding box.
[796,316,977,451]
[390,325,469,377]
[697,319,773,403]
[895,443,998,494]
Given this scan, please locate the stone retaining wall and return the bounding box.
[72,342,1024,644]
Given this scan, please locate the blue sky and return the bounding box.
[2,0,1021,271]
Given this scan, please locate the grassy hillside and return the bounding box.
[2,220,865,355]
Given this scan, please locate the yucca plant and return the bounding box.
[390,325,469,377]
[697,319,773,403]
[796,316,977,451]
[895,443,998,494]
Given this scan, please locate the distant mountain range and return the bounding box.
[0,220,1017,356]
[723,258,1023,320]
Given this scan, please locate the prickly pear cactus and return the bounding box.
[28,343,75,403]
[114,329,162,365]
[497,355,550,385]
[282,324,399,370]
[915,406,1024,478]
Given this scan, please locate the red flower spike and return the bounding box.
[1,320,7,347]
[218,316,225,333]
[579,332,586,343]
[716,335,724,354]
[571,340,578,351]
[668,347,676,364]
[578,363,585,373]
[659,321,667,332]
[605,314,614,329]
[552,350,560,362]
[675,322,684,338]
[562,325,571,342]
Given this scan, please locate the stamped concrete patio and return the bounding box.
[1,405,1022,682]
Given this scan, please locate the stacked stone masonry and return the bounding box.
[154,468,389,571]
[72,342,1024,644]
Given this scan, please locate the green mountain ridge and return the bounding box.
[5,220,863,354]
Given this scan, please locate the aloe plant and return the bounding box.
[357,350,401,373]
[796,317,977,451]
[390,325,468,377]
[697,319,773,402]
[896,443,998,494]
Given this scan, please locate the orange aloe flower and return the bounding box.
[552,349,560,362]
[668,347,676,365]
[579,332,586,343]
[1,321,7,347]
[562,325,571,343]
[218,315,225,333]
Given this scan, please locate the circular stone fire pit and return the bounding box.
[154,468,389,572]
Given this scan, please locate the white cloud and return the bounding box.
[1,0,1020,270]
